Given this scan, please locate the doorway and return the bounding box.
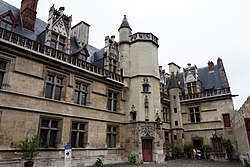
[142,139,153,162]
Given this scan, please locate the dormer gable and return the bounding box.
[0,10,17,31]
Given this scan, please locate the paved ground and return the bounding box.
[104,159,243,167]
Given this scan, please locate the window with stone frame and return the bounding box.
[222,114,231,127]
[45,74,64,100]
[107,90,119,112]
[107,125,118,148]
[162,107,169,122]
[189,107,200,123]
[142,83,149,93]
[39,118,60,148]
[71,122,87,148]
[74,81,88,105]
[164,131,169,144]
[50,32,66,52]
[187,82,197,94]
[0,61,6,89]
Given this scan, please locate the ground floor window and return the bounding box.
[71,122,86,148]
[107,126,117,148]
[39,118,60,148]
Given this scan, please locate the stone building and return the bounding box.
[0,0,236,166]
[232,96,250,163]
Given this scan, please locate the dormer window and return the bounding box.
[50,32,66,52]
[187,82,197,94]
[0,11,16,31]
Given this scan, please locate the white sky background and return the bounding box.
[7,0,250,109]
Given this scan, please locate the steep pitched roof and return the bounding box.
[118,15,131,31]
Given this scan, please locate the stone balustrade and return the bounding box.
[130,32,158,45]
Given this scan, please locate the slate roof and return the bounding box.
[118,15,131,31]
[166,62,227,93]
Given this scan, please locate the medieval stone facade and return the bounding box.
[0,0,237,166]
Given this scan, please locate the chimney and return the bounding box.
[208,61,214,71]
[20,0,39,31]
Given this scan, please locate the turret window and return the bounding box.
[142,84,149,93]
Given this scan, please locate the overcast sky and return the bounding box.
[7,0,250,110]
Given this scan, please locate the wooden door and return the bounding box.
[142,139,153,162]
[245,118,250,147]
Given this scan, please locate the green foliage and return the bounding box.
[171,144,182,157]
[94,158,103,167]
[128,154,136,165]
[183,144,193,153]
[203,144,212,153]
[17,135,42,161]
[221,138,234,156]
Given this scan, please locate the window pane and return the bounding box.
[50,41,56,49]
[113,100,117,112]
[54,86,61,100]
[72,123,78,130]
[196,113,200,122]
[74,91,80,104]
[0,73,3,88]
[107,134,111,147]
[51,120,58,128]
[58,44,64,52]
[190,114,195,122]
[107,127,111,132]
[40,129,48,147]
[45,84,53,98]
[108,92,112,98]
[47,75,54,82]
[79,132,84,147]
[71,131,77,147]
[49,130,57,147]
[41,119,50,127]
[108,99,112,110]
[79,124,85,130]
[0,62,6,70]
[81,93,86,105]
[56,78,63,85]
[75,83,80,90]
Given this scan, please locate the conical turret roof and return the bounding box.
[118,15,132,31]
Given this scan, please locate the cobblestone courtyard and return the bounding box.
[105,159,243,167]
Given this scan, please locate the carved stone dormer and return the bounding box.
[183,64,200,94]
[104,35,120,74]
[45,5,72,54]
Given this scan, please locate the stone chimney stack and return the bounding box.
[208,61,214,71]
[20,0,38,31]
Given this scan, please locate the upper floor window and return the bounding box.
[74,82,88,105]
[175,121,178,126]
[71,122,86,148]
[45,74,64,100]
[107,126,118,148]
[0,61,6,89]
[222,114,231,127]
[0,11,16,31]
[174,108,178,113]
[142,84,149,93]
[50,32,66,52]
[187,82,197,94]
[162,107,169,122]
[107,90,119,112]
[189,107,200,123]
[39,118,60,148]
